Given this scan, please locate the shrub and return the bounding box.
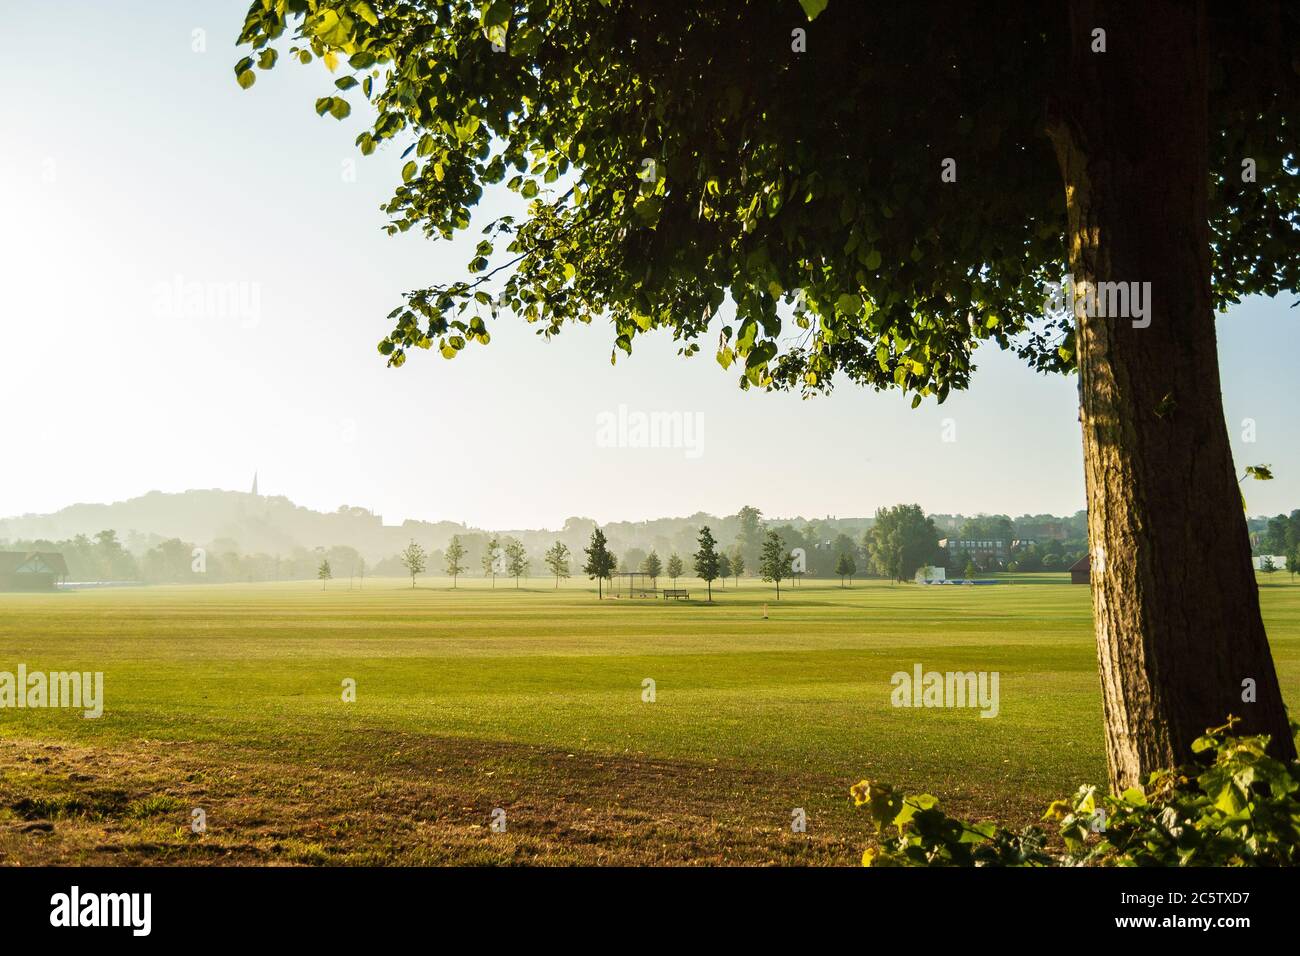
[853,719,1300,866]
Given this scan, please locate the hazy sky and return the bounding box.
[2,1,1296,530]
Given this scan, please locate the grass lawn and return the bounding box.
[1,573,1297,865]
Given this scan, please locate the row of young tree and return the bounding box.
[383,503,1100,594]
[395,523,833,601]
[580,525,803,601]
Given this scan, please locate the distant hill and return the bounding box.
[1,489,1115,568]
[0,489,467,563]
[0,489,875,564]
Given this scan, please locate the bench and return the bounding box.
[662,589,690,600]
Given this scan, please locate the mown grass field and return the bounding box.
[1,574,1298,865]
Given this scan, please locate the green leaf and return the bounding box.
[745,339,777,370]
[1120,787,1147,806]
[237,69,257,90]
[482,0,512,29]
[308,9,354,47]
[335,76,359,90]
[735,318,758,354]
[402,161,418,183]
[328,97,351,120]
[355,1,379,27]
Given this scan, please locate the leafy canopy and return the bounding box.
[236,1,1299,404]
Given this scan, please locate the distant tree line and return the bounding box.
[0,530,370,586]
[1256,510,1300,557]
[12,502,1292,590]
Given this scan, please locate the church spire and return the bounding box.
[251,471,259,496]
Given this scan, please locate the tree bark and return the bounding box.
[1049,0,1295,790]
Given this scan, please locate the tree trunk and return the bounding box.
[1049,0,1295,790]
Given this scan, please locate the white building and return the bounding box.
[914,565,946,584]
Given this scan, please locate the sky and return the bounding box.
[1,0,1296,530]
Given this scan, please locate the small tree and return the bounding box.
[1288,548,1299,583]
[759,530,791,599]
[506,539,529,587]
[483,535,502,587]
[835,552,856,587]
[694,526,721,602]
[717,552,731,589]
[400,540,426,589]
[583,528,616,599]
[666,553,683,588]
[317,558,332,591]
[444,535,466,588]
[730,548,745,587]
[964,558,978,581]
[641,550,663,588]
[544,541,571,588]
[1260,555,1276,576]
